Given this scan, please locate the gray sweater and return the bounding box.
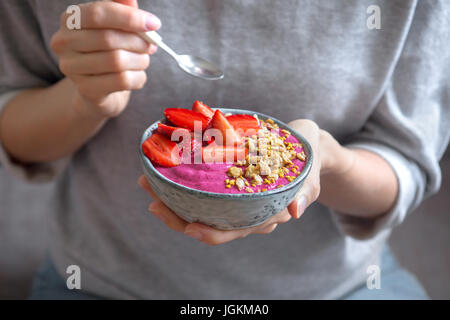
[0,0,449,299]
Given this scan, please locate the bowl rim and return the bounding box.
[139,108,313,199]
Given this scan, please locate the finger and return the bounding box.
[148,44,158,55]
[61,50,150,75]
[113,0,138,8]
[257,208,291,226]
[73,70,147,102]
[288,165,320,219]
[292,153,322,216]
[64,29,156,54]
[287,182,310,219]
[184,223,253,245]
[287,158,322,218]
[61,2,161,32]
[287,119,321,219]
[275,208,292,222]
[254,223,278,234]
[185,209,291,245]
[148,201,188,233]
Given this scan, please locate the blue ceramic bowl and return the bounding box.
[139,108,313,230]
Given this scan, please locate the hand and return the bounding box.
[138,119,344,246]
[285,119,343,218]
[50,0,160,119]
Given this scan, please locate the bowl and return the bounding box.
[139,108,313,230]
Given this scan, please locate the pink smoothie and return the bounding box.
[155,132,306,194]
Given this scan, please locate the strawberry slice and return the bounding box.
[157,123,201,153]
[226,114,260,136]
[192,100,214,119]
[205,136,215,145]
[142,132,181,167]
[157,124,201,154]
[178,137,201,153]
[209,110,242,145]
[157,123,190,139]
[164,108,210,131]
[202,144,248,163]
[190,137,202,153]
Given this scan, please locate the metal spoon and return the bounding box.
[139,31,224,80]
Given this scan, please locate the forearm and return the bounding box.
[319,140,398,218]
[0,78,108,163]
[0,1,160,164]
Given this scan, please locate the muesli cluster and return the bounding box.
[225,118,306,192]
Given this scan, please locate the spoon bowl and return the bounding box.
[139,31,224,81]
[104,0,224,81]
[176,55,224,80]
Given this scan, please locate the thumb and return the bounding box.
[112,0,138,8]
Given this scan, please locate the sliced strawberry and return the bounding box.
[192,100,214,119]
[205,136,215,145]
[202,144,248,163]
[174,132,202,154]
[157,123,190,139]
[191,137,202,152]
[157,123,200,154]
[209,110,242,145]
[142,132,181,167]
[164,108,210,131]
[226,114,260,136]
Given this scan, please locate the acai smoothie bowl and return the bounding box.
[139,101,313,230]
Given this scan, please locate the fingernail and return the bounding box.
[145,14,161,31]
[297,196,308,219]
[185,230,203,241]
[148,44,158,54]
[149,201,158,211]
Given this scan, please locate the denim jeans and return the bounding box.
[342,247,429,300]
[29,246,429,300]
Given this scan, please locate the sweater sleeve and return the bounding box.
[331,0,450,240]
[0,0,68,183]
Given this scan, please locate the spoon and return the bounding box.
[139,31,224,80]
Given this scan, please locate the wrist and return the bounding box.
[70,85,110,124]
[319,130,356,177]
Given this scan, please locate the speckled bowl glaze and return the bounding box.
[139,108,313,230]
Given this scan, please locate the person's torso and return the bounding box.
[29,0,414,298]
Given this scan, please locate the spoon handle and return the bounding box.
[138,31,163,47]
[139,31,179,61]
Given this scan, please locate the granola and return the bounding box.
[223,116,307,192]
[227,166,243,178]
